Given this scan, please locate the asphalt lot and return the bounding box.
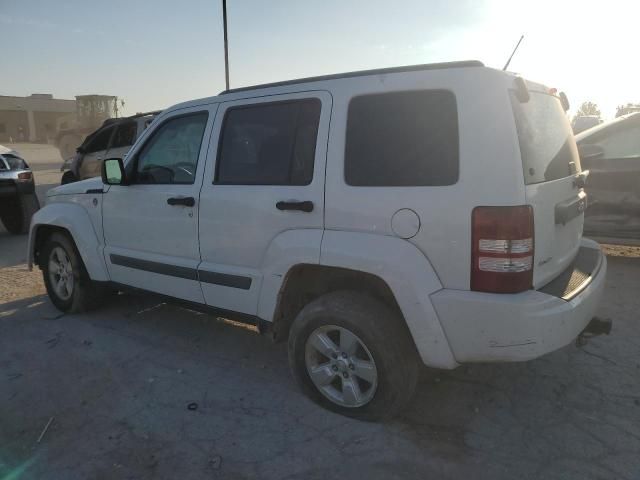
[1,144,640,479]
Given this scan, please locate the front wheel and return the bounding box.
[41,232,107,313]
[288,291,419,421]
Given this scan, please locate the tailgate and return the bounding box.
[510,87,585,287]
[526,178,586,287]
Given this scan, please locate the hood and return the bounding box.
[48,176,104,197]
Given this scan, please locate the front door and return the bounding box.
[198,92,331,314]
[102,105,215,303]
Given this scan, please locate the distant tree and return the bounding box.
[573,101,602,122]
[615,103,640,118]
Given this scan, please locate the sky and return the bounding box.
[1,0,638,118]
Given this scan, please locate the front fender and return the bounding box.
[320,230,458,369]
[28,202,109,281]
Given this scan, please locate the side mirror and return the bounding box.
[577,143,604,162]
[101,158,127,185]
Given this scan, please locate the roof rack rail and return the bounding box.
[127,110,163,119]
[220,60,484,95]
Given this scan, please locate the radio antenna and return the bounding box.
[503,35,524,71]
[222,0,230,90]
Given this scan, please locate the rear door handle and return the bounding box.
[276,200,314,212]
[167,196,195,207]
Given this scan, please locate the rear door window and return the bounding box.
[510,91,580,184]
[344,90,459,186]
[215,99,321,185]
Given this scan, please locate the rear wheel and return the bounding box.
[0,193,40,234]
[41,232,107,313]
[288,291,419,421]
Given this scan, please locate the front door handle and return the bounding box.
[167,196,195,207]
[276,200,314,212]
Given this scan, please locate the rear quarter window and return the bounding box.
[510,91,580,184]
[345,90,459,186]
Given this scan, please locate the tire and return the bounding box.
[41,232,107,313]
[0,193,40,234]
[288,290,419,421]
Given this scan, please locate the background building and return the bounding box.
[0,94,76,143]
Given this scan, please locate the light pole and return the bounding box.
[222,0,230,90]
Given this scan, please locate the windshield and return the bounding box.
[511,91,581,184]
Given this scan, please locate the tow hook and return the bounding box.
[576,316,612,347]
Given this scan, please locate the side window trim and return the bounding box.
[127,110,210,185]
[213,97,322,186]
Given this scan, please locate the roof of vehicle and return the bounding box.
[102,110,162,127]
[163,60,489,114]
[575,112,640,142]
[219,60,485,95]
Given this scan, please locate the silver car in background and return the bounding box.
[61,111,160,184]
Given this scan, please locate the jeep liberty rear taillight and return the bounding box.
[471,206,534,293]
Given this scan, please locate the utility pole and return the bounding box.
[222,0,230,90]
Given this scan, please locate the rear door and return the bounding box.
[197,92,330,315]
[102,106,213,303]
[510,88,585,287]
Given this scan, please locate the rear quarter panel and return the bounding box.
[324,67,526,289]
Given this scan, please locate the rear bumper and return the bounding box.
[0,179,35,197]
[431,238,607,363]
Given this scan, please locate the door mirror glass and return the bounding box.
[102,158,126,185]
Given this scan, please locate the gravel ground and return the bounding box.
[1,144,640,479]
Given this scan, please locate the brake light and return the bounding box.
[17,172,32,181]
[471,206,534,293]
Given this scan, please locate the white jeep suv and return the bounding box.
[28,61,607,420]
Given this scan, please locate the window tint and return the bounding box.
[135,112,208,184]
[510,91,579,184]
[111,121,137,148]
[216,99,321,185]
[592,124,640,159]
[345,90,459,186]
[85,126,115,153]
